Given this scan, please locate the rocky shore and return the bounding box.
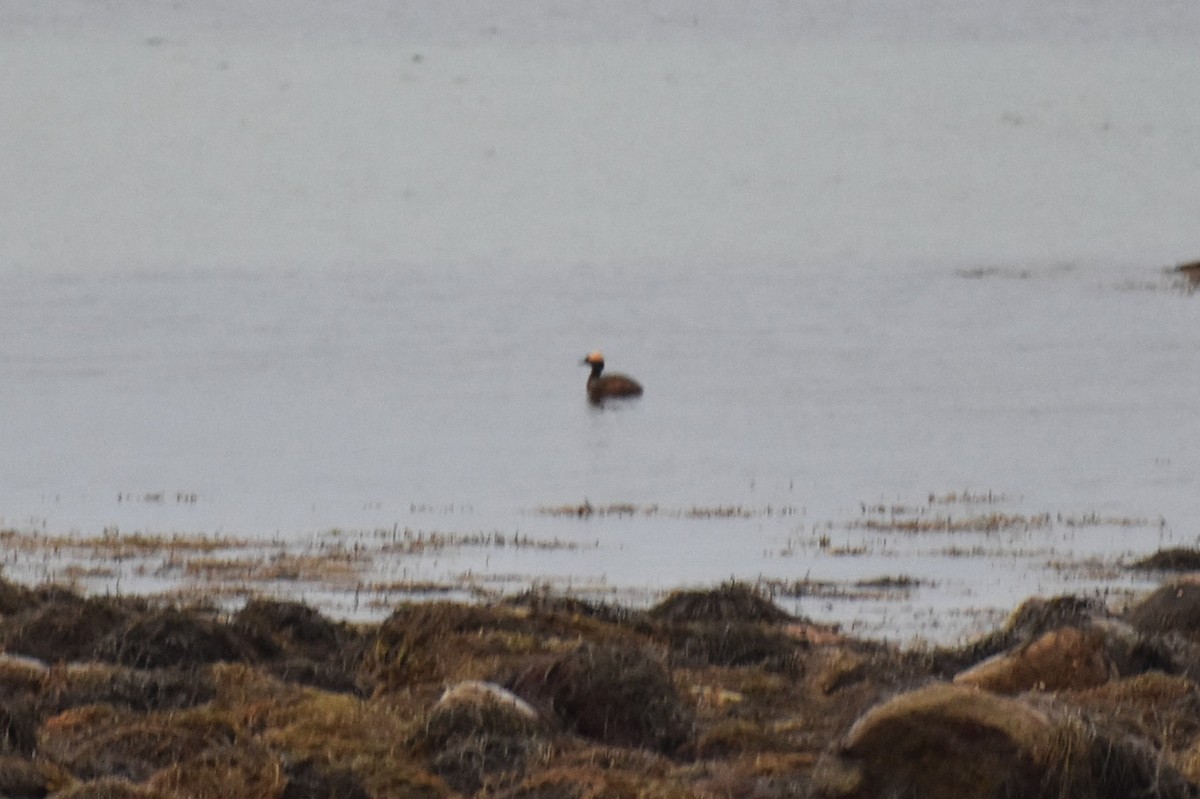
[4,567,1200,799]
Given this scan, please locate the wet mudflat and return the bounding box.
[5,565,1200,799]
[0,488,1176,648]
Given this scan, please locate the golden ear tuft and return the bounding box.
[584,351,605,364]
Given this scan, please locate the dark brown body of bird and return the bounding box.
[582,351,643,403]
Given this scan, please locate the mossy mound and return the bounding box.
[231,598,367,693]
[648,582,793,625]
[502,590,637,627]
[0,695,39,755]
[1125,581,1200,638]
[366,602,529,689]
[954,626,1117,694]
[513,642,693,753]
[1068,672,1200,758]
[0,753,71,797]
[92,607,259,670]
[0,576,39,616]
[0,595,140,663]
[656,620,803,670]
[145,742,286,799]
[1130,547,1200,572]
[44,663,218,714]
[277,756,371,799]
[364,601,638,693]
[39,705,237,782]
[642,583,805,670]
[139,735,376,799]
[938,594,1113,671]
[232,598,362,664]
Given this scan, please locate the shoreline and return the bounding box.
[3,566,1200,797]
[0,490,1170,650]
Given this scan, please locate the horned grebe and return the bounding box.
[581,351,643,403]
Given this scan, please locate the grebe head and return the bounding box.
[582,351,605,367]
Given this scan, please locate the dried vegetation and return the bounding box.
[2,571,1200,798]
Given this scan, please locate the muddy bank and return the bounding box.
[4,574,1200,798]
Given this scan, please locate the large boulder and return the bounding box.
[954,624,1118,694]
[811,682,1197,799]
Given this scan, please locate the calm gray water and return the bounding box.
[1,0,1198,643]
